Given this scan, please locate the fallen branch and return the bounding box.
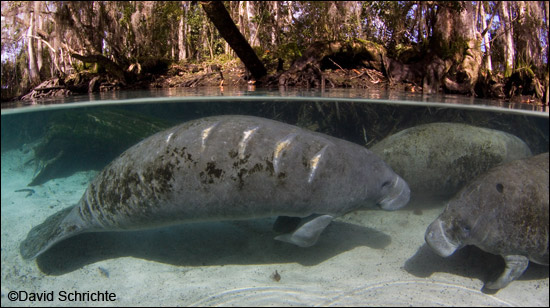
[365,70,381,83]
[327,57,344,71]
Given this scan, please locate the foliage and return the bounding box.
[1,1,548,100]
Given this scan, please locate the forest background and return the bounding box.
[1,1,549,104]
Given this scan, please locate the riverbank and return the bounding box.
[5,55,547,112]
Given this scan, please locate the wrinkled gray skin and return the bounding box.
[21,115,410,260]
[425,153,549,290]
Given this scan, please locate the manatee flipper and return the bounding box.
[484,255,529,290]
[20,205,85,260]
[273,216,302,233]
[274,214,334,247]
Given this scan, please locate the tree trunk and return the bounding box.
[246,1,258,47]
[515,2,544,69]
[206,23,214,59]
[35,1,43,73]
[416,3,425,43]
[478,1,492,73]
[424,1,482,95]
[353,1,364,39]
[26,10,40,86]
[178,1,187,61]
[201,1,267,80]
[271,1,279,46]
[202,21,211,59]
[516,2,530,60]
[499,1,515,77]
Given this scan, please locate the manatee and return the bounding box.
[369,122,532,199]
[21,115,410,260]
[425,153,549,290]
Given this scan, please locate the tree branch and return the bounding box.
[480,1,500,38]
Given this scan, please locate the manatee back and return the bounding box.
[370,122,532,198]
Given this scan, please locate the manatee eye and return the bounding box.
[496,183,504,193]
[457,223,471,238]
[381,180,391,189]
[453,220,470,238]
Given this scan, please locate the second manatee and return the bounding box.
[369,122,532,199]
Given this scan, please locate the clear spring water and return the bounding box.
[1,88,548,306]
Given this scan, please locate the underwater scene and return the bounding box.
[1,90,548,306]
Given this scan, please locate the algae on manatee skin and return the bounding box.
[29,109,173,186]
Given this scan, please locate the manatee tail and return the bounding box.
[20,205,82,260]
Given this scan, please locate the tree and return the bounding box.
[200,1,266,80]
[178,1,188,61]
[433,1,483,94]
[26,2,41,86]
[499,1,515,77]
[477,1,494,73]
[1,1,548,101]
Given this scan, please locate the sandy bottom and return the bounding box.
[1,148,548,307]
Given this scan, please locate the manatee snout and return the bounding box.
[425,218,460,257]
[377,175,410,211]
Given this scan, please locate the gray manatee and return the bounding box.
[21,115,410,260]
[425,153,549,290]
[370,122,532,199]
